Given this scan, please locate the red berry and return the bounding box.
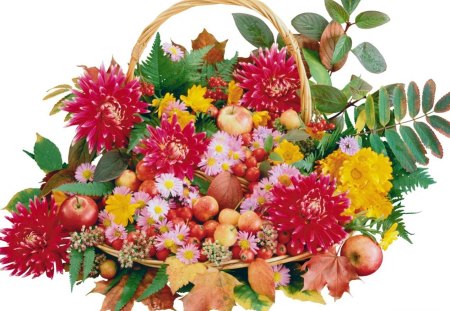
[148,245,156,258]
[245,167,260,182]
[232,162,247,177]
[245,156,258,168]
[190,224,206,240]
[198,252,208,262]
[275,244,287,256]
[156,248,170,261]
[257,248,273,260]
[187,237,201,248]
[141,82,155,97]
[248,181,259,193]
[252,148,267,162]
[146,227,157,237]
[126,232,139,244]
[240,249,255,263]
[287,240,303,256]
[167,209,178,221]
[207,105,219,118]
[232,245,242,259]
[111,239,124,251]
[277,230,291,244]
[177,207,193,221]
[171,217,186,227]
[241,133,252,146]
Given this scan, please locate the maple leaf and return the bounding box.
[165,257,207,293]
[248,258,276,302]
[301,249,359,299]
[182,268,240,311]
[192,29,228,64]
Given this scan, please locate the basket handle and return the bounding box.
[126,0,312,123]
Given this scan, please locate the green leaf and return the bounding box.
[68,139,96,169]
[114,269,146,311]
[427,115,450,138]
[276,33,286,48]
[414,121,443,158]
[34,133,63,173]
[215,53,239,82]
[434,92,450,113]
[40,168,75,197]
[311,84,347,113]
[302,49,331,85]
[422,79,436,114]
[369,134,387,155]
[22,149,35,160]
[331,34,352,65]
[393,85,407,122]
[137,265,168,301]
[342,75,372,100]
[365,94,376,130]
[57,182,114,196]
[93,149,129,182]
[195,113,218,138]
[105,270,128,294]
[355,11,390,29]
[128,121,151,153]
[325,0,349,23]
[232,13,274,48]
[4,188,40,212]
[378,87,390,127]
[234,283,273,311]
[70,250,83,291]
[269,152,283,162]
[407,82,420,118]
[280,263,325,304]
[385,129,417,172]
[264,135,273,153]
[283,129,310,142]
[291,13,328,41]
[383,204,413,243]
[83,247,96,281]
[140,33,162,92]
[341,0,361,14]
[392,168,435,194]
[352,42,387,74]
[192,176,210,195]
[259,160,271,178]
[399,126,429,165]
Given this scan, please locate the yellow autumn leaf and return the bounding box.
[355,110,366,133]
[165,257,207,293]
[280,287,326,304]
[52,190,68,207]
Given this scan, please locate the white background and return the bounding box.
[0,0,449,310]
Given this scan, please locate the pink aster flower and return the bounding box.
[74,163,96,183]
[258,177,275,192]
[113,186,132,195]
[164,100,187,114]
[155,219,174,234]
[155,231,178,251]
[99,210,115,228]
[147,196,170,219]
[173,224,190,245]
[132,191,152,211]
[208,139,230,159]
[240,197,258,213]
[136,208,157,231]
[105,222,127,243]
[199,152,222,176]
[212,131,233,143]
[155,173,184,198]
[338,136,360,155]
[272,265,291,287]
[252,126,273,141]
[176,243,200,264]
[163,43,185,62]
[269,164,301,187]
[237,231,260,254]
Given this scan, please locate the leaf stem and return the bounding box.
[357,114,428,136]
[329,98,363,120]
[344,22,354,33]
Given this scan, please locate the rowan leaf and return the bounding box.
[301,249,359,299]
[365,94,376,130]
[422,79,436,114]
[165,257,207,293]
[378,86,390,127]
[248,258,275,301]
[399,126,429,165]
[369,134,387,156]
[408,82,420,118]
[393,85,407,122]
[355,110,366,133]
[234,283,273,311]
[427,115,450,138]
[385,129,417,172]
[414,121,444,158]
[434,92,450,113]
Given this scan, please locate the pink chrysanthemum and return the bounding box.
[132,191,152,210]
[272,265,291,287]
[99,210,115,228]
[136,115,207,180]
[267,173,350,253]
[136,208,156,231]
[155,173,184,198]
[63,64,147,153]
[269,164,301,188]
[176,243,200,264]
[173,224,190,245]
[74,163,96,183]
[155,219,174,234]
[235,45,300,114]
[199,152,222,176]
[163,43,185,62]
[147,196,170,219]
[0,197,70,278]
[113,186,132,195]
[155,232,178,251]
[237,231,260,254]
[105,222,127,243]
[240,197,258,213]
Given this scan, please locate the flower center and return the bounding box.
[278,175,292,187]
[154,205,163,214]
[177,234,185,241]
[222,162,230,171]
[82,170,93,180]
[207,157,216,167]
[147,217,155,225]
[164,180,175,190]
[166,141,187,162]
[215,145,224,153]
[164,239,175,248]
[100,98,124,126]
[264,77,295,98]
[239,240,250,250]
[169,46,179,55]
[274,272,281,283]
[160,226,169,233]
[114,230,122,238]
[183,250,194,260]
[351,168,363,180]
[23,231,46,249]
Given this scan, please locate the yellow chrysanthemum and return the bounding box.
[105,194,140,226]
[318,149,351,181]
[167,108,196,129]
[152,93,176,118]
[180,85,213,113]
[227,80,243,105]
[273,140,304,164]
[365,192,393,219]
[252,110,271,127]
[379,223,399,250]
[340,158,373,189]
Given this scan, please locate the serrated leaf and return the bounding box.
[392,168,435,194]
[70,250,83,291]
[407,82,420,118]
[141,33,162,91]
[291,13,329,41]
[311,84,347,113]
[331,34,352,65]
[137,265,168,301]
[264,135,273,153]
[355,110,366,133]
[365,94,376,130]
[355,11,390,29]
[434,92,450,113]
[352,42,387,74]
[128,122,151,152]
[302,48,331,85]
[325,0,349,23]
[341,0,361,14]
[232,13,274,48]
[34,134,63,173]
[399,126,429,165]
[234,284,273,311]
[57,182,114,196]
[414,121,443,158]
[83,247,96,281]
[114,269,146,311]
[93,149,129,182]
[385,129,417,172]
[104,270,128,294]
[369,134,387,155]
[195,113,218,138]
[68,138,96,169]
[422,79,436,114]
[378,87,390,127]
[393,85,407,122]
[427,115,450,138]
[4,188,40,212]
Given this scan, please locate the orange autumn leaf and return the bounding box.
[227,80,243,106]
[192,29,228,64]
[248,258,276,301]
[182,268,240,311]
[301,249,359,299]
[319,22,347,72]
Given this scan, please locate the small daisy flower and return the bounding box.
[269,164,301,187]
[74,163,96,183]
[252,126,272,141]
[173,224,190,245]
[237,231,260,254]
[156,173,184,198]
[147,196,170,219]
[181,187,200,207]
[199,153,222,176]
[155,231,178,251]
[105,222,127,243]
[272,130,282,146]
[250,137,264,151]
[240,197,258,213]
[272,265,291,287]
[164,100,187,114]
[252,188,271,206]
[338,136,360,155]
[208,139,230,158]
[99,210,115,228]
[132,191,151,209]
[176,243,200,264]
[155,219,174,234]
[259,178,275,192]
[220,159,233,172]
[113,186,132,195]
[136,208,157,231]
[213,131,233,143]
[162,42,185,61]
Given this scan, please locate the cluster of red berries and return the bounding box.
[141,81,155,97]
[205,76,228,101]
[307,119,336,133]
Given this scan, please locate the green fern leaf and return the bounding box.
[69,250,83,291]
[137,265,168,301]
[382,204,414,243]
[114,269,146,311]
[392,167,435,194]
[195,113,218,138]
[83,247,96,281]
[216,53,239,82]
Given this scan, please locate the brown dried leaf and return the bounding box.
[192,29,228,64]
[207,172,244,210]
[248,258,275,302]
[295,34,320,51]
[319,22,347,72]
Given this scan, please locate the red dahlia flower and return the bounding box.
[135,114,207,180]
[235,45,300,114]
[267,173,350,253]
[63,64,148,153]
[0,197,70,278]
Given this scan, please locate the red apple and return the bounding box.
[116,169,141,192]
[217,105,253,135]
[138,180,158,197]
[341,235,383,276]
[240,249,255,263]
[214,224,238,247]
[135,160,156,181]
[99,259,117,279]
[257,248,273,260]
[203,220,220,237]
[280,109,301,130]
[59,195,99,232]
[238,211,262,233]
[192,196,219,222]
[232,244,242,259]
[218,208,241,226]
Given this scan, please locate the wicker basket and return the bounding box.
[98,0,314,269]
